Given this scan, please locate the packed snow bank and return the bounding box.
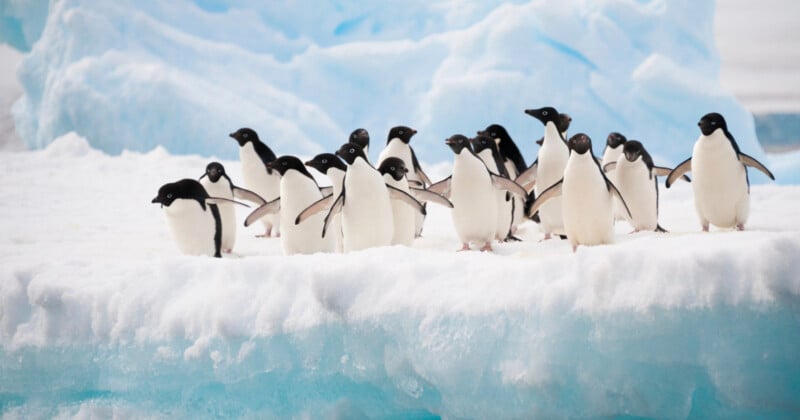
[1,138,799,417]
[7,0,789,183]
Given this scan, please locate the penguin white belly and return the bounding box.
[476,149,512,240]
[327,169,345,252]
[451,154,497,245]
[562,156,614,247]
[200,178,237,252]
[535,135,569,235]
[342,162,394,252]
[163,199,217,256]
[279,172,334,255]
[615,159,658,231]
[240,143,281,234]
[379,140,425,236]
[505,161,524,233]
[384,176,415,246]
[691,135,750,228]
[602,147,626,221]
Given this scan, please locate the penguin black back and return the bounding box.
[481,124,526,175]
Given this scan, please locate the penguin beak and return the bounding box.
[411,129,418,135]
[445,138,455,145]
[152,196,163,208]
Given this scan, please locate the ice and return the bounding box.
[0,137,798,417]
[2,0,793,183]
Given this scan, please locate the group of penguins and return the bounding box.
[151,107,776,257]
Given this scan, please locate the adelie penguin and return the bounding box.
[244,156,335,255]
[377,125,432,237]
[479,124,527,235]
[666,112,775,231]
[470,133,518,242]
[603,141,688,233]
[229,128,281,238]
[601,132,628,221]
[296,143,426,252]
[305,153,347,252]
[527,133,632,252]
[428,135,527,252]
[152,179,248,258]
[199,162,266,253]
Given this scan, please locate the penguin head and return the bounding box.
[229,128,260,147]
[606,132,627,149]
[622,140,644,162]
[478,124,509,145]
[698,113,727,136]
[202,162,226,183]
[557,113,572,133]
[305,153,346,175]
[470,133,496,155]
[267,155,312,177]
[377,157,408,181]
[387,126,417,144]
[336,142,368,165]
[524,106,561,126]
[568,133,593,155]
[445,135,472,154]
[350,128,370,150]
[152,179,209,209]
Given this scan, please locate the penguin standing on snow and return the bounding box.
[527,133,631,252]
[601,132,628,221]
[199,162,266,253]
[377,126,432,236]
[666,112,775,231]
[244,156,335,255]
[229,128,281,237]
[470,133,517,242]
[428,135,527,252]
[378,158,416,246]
[152,179,247,257]
[603,141,684,233]
[479,124,527,235]
[305,153,347,252]
[296,143,426,252]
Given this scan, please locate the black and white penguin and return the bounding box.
[152,179,246,257]
[199,162,265,253]
[229,128,281,237]
[244,156,335,255]
[378,157,416,246]
[479,124,527,234]
[527,133,631,252]
[428,135,527,252]
[470,133,517,242]
[601,132,628,221]
[666,112,775,231]
[305,153,347,252]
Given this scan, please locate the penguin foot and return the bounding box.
[224,248,233,253]
[572,245,578,253]
[702,224,709,232]
[736,223,745,231]
[480,242,493,252]
[457,243,470,252]
[540,233,552,242]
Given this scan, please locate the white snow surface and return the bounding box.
[1,134,799,418]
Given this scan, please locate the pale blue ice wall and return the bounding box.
[0,0,774,181]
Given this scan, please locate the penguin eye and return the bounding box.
[243,133,249,138]
[282,161,287,166]
[390,166,395,171]
[399,130,404,135]
[542,111,549,116]
[166,193,173,199]
[349,148,355,154]
[711,121,717,125]
[321,159,327,164]
[491,132,496,137]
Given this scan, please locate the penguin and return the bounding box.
[428,135,527,252]
[479,124,527,235]
[377,126,432,237]
[198,162,266,253]
[244,156,335,255]
[666,112,775,231]
[151,179,247,257]
[305,153,347,252]
[350,128,370,156]
[518,107,570,240]
[527,133,631,252]
[602,141,673,233]
[470,134,517,242]
[296,143,426,252]
[378,157,416,246]
[600,132,628,221]
[229,128,281,238]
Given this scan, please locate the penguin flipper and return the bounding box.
[653,166,690,182]
[603,162,617,173]
[207,197,250,207]
[319,186,334,196]
[526,179,563,218]
[244,198,280,227]
[321,193,344,238]
[410,147,432,186]
[427,176,452,199]
[665,158,692,188]
[407,180,425,188]
[295,194,335,225]
[409,187,454,208]
[490,173,528,199]
[232,186,267,206]
[607,181,633,219]
[738,153,776,180]
[386,185,427,216]
[514,160,537,190]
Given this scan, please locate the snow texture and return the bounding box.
[3,0,797,183]
[1,134,799,418]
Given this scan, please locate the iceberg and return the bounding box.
[2,0,787,183]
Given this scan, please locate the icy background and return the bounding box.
[1,0,796,183]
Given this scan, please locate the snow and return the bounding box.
[4,0,797,183]
[1,134,799,418]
